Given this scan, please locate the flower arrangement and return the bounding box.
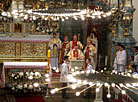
[11,83,41,93]
[11,71,24,80]
[7,69,49,93]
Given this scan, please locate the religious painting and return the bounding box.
[14,23,22,33]
[25,24,29,33]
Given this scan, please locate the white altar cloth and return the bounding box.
[1,62,48,87]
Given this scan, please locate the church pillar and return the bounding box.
[82,20,88,46]
[22,23,25,33]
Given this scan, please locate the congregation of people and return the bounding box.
[48,32,138,74]
[113,44,138,74]
[48,32,138,98]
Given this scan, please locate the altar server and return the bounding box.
[60,56,70,98]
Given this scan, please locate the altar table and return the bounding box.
[1,62,48,87]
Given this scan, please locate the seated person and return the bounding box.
[131,64,137,74]
[67,44,84,60]
[126,56,134,73]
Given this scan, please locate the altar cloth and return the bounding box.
[1,62,48,87]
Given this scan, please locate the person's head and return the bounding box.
[134,46,138,53]
[53,32,56,38]
[64,36,68,42]
[120,44,125,51]
[87,39,92,46]
[116,43,121,50]
[73,35,77,41]
[74,44,78,50]
[129,56,134,62]
[64,56,69,62]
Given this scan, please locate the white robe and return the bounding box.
[115,50,126,72]
[86,63,93,71]
[134,53,138,72]
[60,62,69,83]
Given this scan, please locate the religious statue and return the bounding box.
[67,35,83,51]
[31,24,36,33]
[0,24,4,33]
[68,44,84,60]
[48,32,61,68]
[60,36,70,64]
[84,39,97,70]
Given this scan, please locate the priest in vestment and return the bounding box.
[60,36,70,64]
[67,35,83,51]
[68,44,84,60]
[48,32,61,68]
[84,39,97,70]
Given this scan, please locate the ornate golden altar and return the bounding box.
[69,60,84,71]
[0,36,50,62]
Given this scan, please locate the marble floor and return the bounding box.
[0,88,108,102]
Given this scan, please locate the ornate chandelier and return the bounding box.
[50,68,138,100]
[1,7,117,21]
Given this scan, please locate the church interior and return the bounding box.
[0,0,138,102]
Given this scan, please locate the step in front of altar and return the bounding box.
[50,76,96,94]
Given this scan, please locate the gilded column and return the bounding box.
[15,43,21,58]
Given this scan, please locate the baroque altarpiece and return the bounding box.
[0,0,137,68]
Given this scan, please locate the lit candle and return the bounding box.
[47,49,51,73]
[48,49,50,58]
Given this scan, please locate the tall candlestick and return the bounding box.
[48,49,50,58]
[47,49,50,73]
[105,56,108,66]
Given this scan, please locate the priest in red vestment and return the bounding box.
[67,35,83,51]
[60,36,70,64]
[84,39,97,69]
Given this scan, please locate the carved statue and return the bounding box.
[0,24,3,32]
[31,24,36,33]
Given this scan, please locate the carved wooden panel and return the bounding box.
[0,24,4,34]
[0,42,15,57]
[6,24,10,32]
[15,42,21,58]
[21,42,47,58]
[0,41,49,62]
